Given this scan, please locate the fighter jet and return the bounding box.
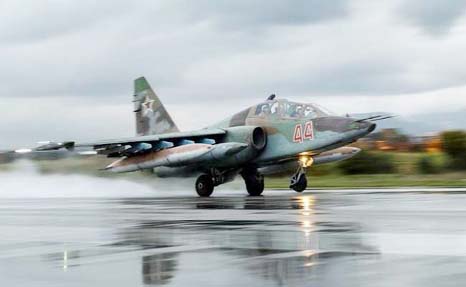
[15,77,391,197]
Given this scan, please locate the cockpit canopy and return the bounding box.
[252,99,334,120]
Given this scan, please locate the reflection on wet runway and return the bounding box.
[1,188,466,286]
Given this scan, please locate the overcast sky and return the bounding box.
[1,0,466,147]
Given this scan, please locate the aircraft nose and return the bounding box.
[368,123,376,133]
[355,120,376,134]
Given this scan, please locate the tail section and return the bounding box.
[133,77,179,135]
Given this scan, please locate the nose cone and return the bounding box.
[368,123,376,133]
[354,120,376,136]
[313,116,376,137]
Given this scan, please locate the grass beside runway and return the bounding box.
[266,173,466,189]
[266,151,465,188]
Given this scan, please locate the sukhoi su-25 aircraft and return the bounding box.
[15,77,392,197]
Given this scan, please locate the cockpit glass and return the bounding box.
[253,100,334,119]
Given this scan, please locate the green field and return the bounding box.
[266,173,466,189]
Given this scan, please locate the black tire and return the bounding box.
[195,174,214,197]
[245,175,264,196]
[241,167,265,196]
[292,174,307,193]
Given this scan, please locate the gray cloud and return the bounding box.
[0,0,465,145]
[174,0,348,29]
[400,0,466,35]
[1,0,466,100]
[0,0,349,99]
[376,109,466,135]
[0,1,131,44]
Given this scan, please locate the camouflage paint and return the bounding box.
[133,77,179,136]
[26,78,378,178]
[209,99,374,165]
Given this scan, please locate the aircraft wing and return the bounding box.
[77,129,226,148]
[16,127,255,173]
[27,128,227,158]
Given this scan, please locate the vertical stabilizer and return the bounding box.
[133,77,179,135]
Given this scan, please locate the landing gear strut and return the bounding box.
[241,167,264,196]
[290,165,307,192]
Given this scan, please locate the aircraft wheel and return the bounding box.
[195,174,214,197]
[241,167,264,196]
[245,175,264,196]
[291,174,307,193]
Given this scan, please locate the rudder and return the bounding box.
[133,77,179,135]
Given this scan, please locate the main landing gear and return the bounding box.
[195,167,264,197]
[195,174,214,197]
[195,169,238,197]
[290,165,308,192]
[241,167,264,196]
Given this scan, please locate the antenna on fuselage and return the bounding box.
[267,94,276,101]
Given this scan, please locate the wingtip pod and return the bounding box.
[35,141,75,151]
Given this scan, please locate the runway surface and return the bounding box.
[1,186,466,286]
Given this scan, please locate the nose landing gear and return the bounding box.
[290,165,308,193]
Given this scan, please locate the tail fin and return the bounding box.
[133,77,179,136]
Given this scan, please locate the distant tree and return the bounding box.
[367,131,383,141]
[339,151,396,174]
[380,129,409,144]
[418,156,438,174]
[308,163,334,176]
[442,131,466,157]
[441,131,466,170]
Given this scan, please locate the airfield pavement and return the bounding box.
[1,186,466,286]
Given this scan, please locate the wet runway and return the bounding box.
[1,187,466,286]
